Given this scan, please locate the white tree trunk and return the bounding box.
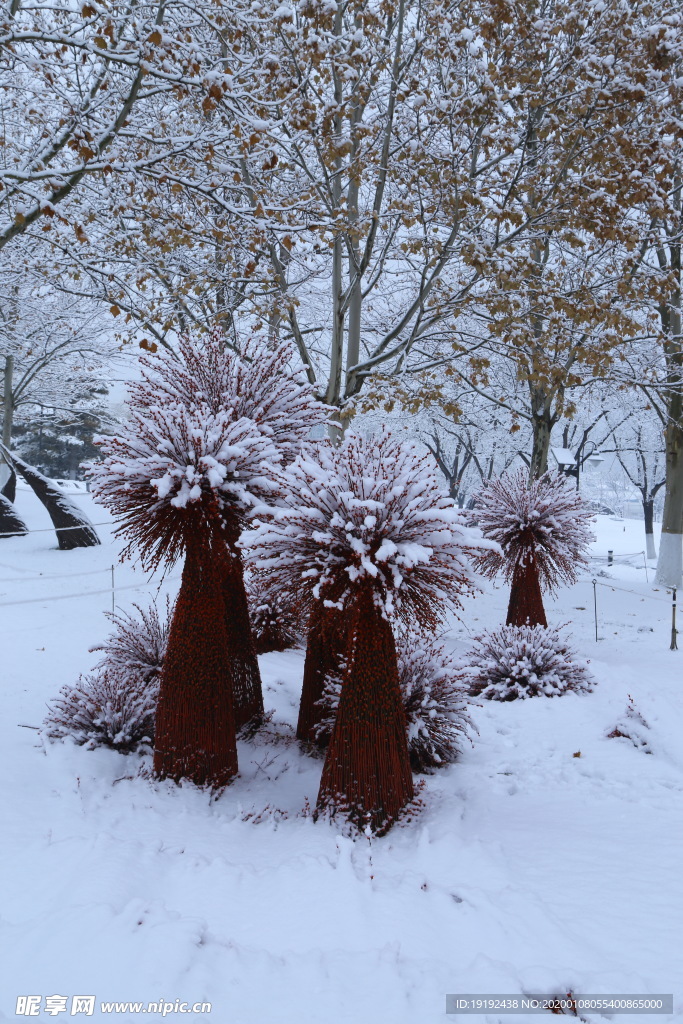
[656,381,683,587]
[656,530,682,587]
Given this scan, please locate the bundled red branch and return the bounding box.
[470,469,595,627]
[246,428,487,834]
[88,330,327,787]
[313,634,476,772]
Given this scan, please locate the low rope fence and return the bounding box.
[0,565,116,583]
[0,561,180,612]
[588,549,650,580]
[0,520,113,539]
[591,578,678,650]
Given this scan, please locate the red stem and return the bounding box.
[506,556,547,627]
[316,588,414,834]
[154,529,238,787]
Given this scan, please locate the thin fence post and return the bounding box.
[642,551,649,583]
[592,579,598,642]
[671,587,678,651]
[111,564,115,614]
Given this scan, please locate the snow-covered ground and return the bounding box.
[2,491,681,1024]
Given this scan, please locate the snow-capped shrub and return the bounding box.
[469,470,595,627]
[247,428,488,628]
[313,637,475,772]
[45,601,171,751]
[44,669,157,752]
[246,574,303,654]
[400,639,475,772]
[89,332,329,570]
[91,599,172,682]
[606,696,652,753]
[87,331,328,786]
[464,624,594,701]
[471,468,595,589]
[133,330,328,464]
[90,401,276,569]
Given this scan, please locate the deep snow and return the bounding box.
[1,488,681,1023]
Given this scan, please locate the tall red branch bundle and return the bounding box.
[470,469,595,627]
[89,330,327,784]
[246,428,487,832]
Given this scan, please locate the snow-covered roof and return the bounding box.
[551,447,576,467]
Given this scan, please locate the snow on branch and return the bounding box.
[89,331,328,568]
[464,624,594,701]
[246,428,491,628]
[470,469,595,592]
[131,330,329,461]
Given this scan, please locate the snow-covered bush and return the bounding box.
[90,401,276,569]
[606,696,652,753]
[44,669,157,752]
[89,331,328,569]
[134,330,326,466]
[313,637,475,771]
[247,427,488,832]
[469,470,595,627]
[91,599,172,682]
[45,600,172,751]
[400,639,475,772]
[246,574,303,654]
[464,624,594,701]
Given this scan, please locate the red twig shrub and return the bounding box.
[320,585,413,835]
[464,624,594,700]
[247,429,485,834]
[124,331,328,728]
[45,670,157,752]
[45,600,173,751]
[91,599,172,683]
[470,470,595,627]
[89,331,326,785]
[155,529,239,786]
[245,572,303,655]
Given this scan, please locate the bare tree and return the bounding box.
[603,409,666,560]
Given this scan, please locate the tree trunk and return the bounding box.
[1,356,14,491]
[220,543,264,734]
[529,413,552,480]
[0,464,16,503]
[0,492,28,538]
[643,498,657,560]
[316,587,414,835]
[154,530,238,788]
[325,8,347,445]
[297,597,348,747]
[506,557,547,627]
[656,419,683,587]
[2,355,13,450]
[655,191,682,586]
[9,453,99,549]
